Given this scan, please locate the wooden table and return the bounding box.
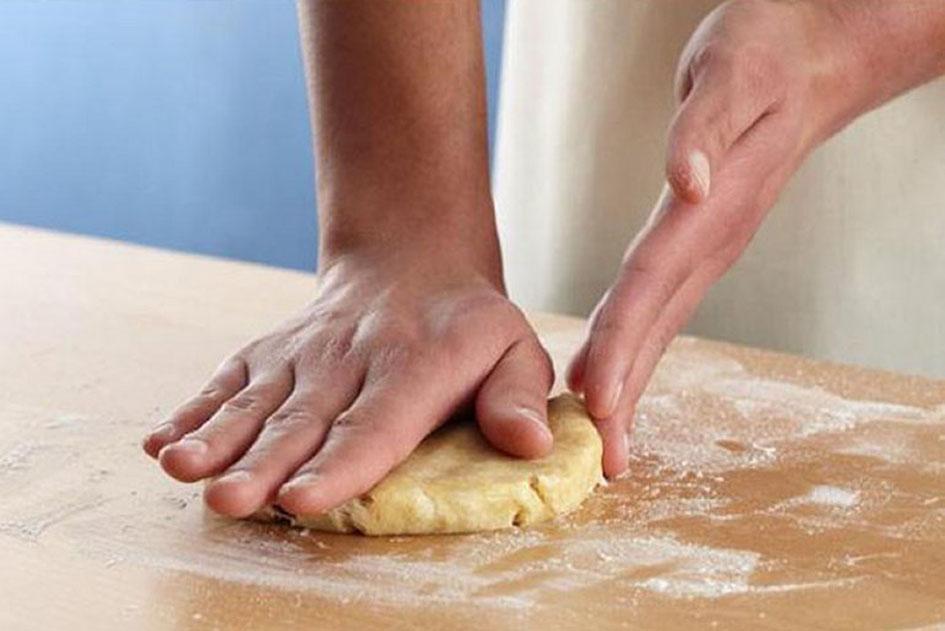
[2,224,944,630]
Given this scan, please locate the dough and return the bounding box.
[256,393,602,536]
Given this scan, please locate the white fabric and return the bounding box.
[495,0,945,377]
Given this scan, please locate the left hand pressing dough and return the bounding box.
[253,394,603,535]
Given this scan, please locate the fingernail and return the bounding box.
[149,423,176,440]
[516,406,553,438]
[281,473,318,493]
[689,150,711,199]
[171,438,207,455]
[215,470,252,485]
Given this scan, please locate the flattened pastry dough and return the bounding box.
[255,394,602,535]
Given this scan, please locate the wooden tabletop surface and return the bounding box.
[2,223,944,630]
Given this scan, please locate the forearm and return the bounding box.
[820,0,945,131]
[297,0,499,277]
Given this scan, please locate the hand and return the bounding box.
[567,0,860,477]
[142,249,554,518]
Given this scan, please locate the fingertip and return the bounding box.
[518,406,554,458]
[602,429,631,479]
[276,474,326,516]
[142,435,162,460]
[204,470,261,518]
[142,423,176,459]
[475,338,555,459]
[591,405,632,478]
[479,406,554,460]
[158,438,209,482]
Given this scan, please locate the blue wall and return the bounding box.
[0,1,506,271]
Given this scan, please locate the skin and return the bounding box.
[144,1,554,519]
[144,0,945,516]
[568,0,945,475]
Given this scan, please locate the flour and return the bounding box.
[708,378,929,433]
[80,516,777,607]
[0,441,41,474]
[802,486,860,509]
[632,348,937,476]
[4,342,944,618]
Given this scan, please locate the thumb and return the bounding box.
[475,338,555,459]
[666,60,776,204]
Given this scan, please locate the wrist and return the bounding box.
[317,198,505,292]
[808,0,945,137]
[781,1,868,145]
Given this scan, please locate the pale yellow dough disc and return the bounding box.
[255,393,603,536]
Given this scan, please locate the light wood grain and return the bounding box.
[2,223,943,630]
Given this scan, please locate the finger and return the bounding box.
[565,339,590,394]
[142,357,247,458]
[594,402,633,479]
[666,59,778,204]
[593,262,723,479]
[475,338,555,459]
[567,294,609,396]
[621,250,736,410]
[204,364,364,518]
[276,363,457,516]
[158,368,294,482]
[585,115,793,422]
[581,188,699,420]
[583,103,797,421]
[598,251,738,479]
[589,259,724,479]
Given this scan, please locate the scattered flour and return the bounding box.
[633,348,936,475]
[0,441,41,474]
[803,486,860,509]
[4,343,942,618]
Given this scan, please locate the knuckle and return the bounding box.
[734,50,781,94]
[330,413,409,464]
[330,411,361,432]
[214,353,245,373]
[195,384,229,403]
[197,357,247,399]
[319,327,357,362]
[370,338,428,376]
[221,392,265,414]
[629,260,680,304]
[691,43,730,74]
[356,310,416,342]
[263,407,316,432]
[293,328,358,372]
[184,393,219,413]
[197,384,221,398]
[237,336,269,360]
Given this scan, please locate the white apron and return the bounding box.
[494,0,945,378]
